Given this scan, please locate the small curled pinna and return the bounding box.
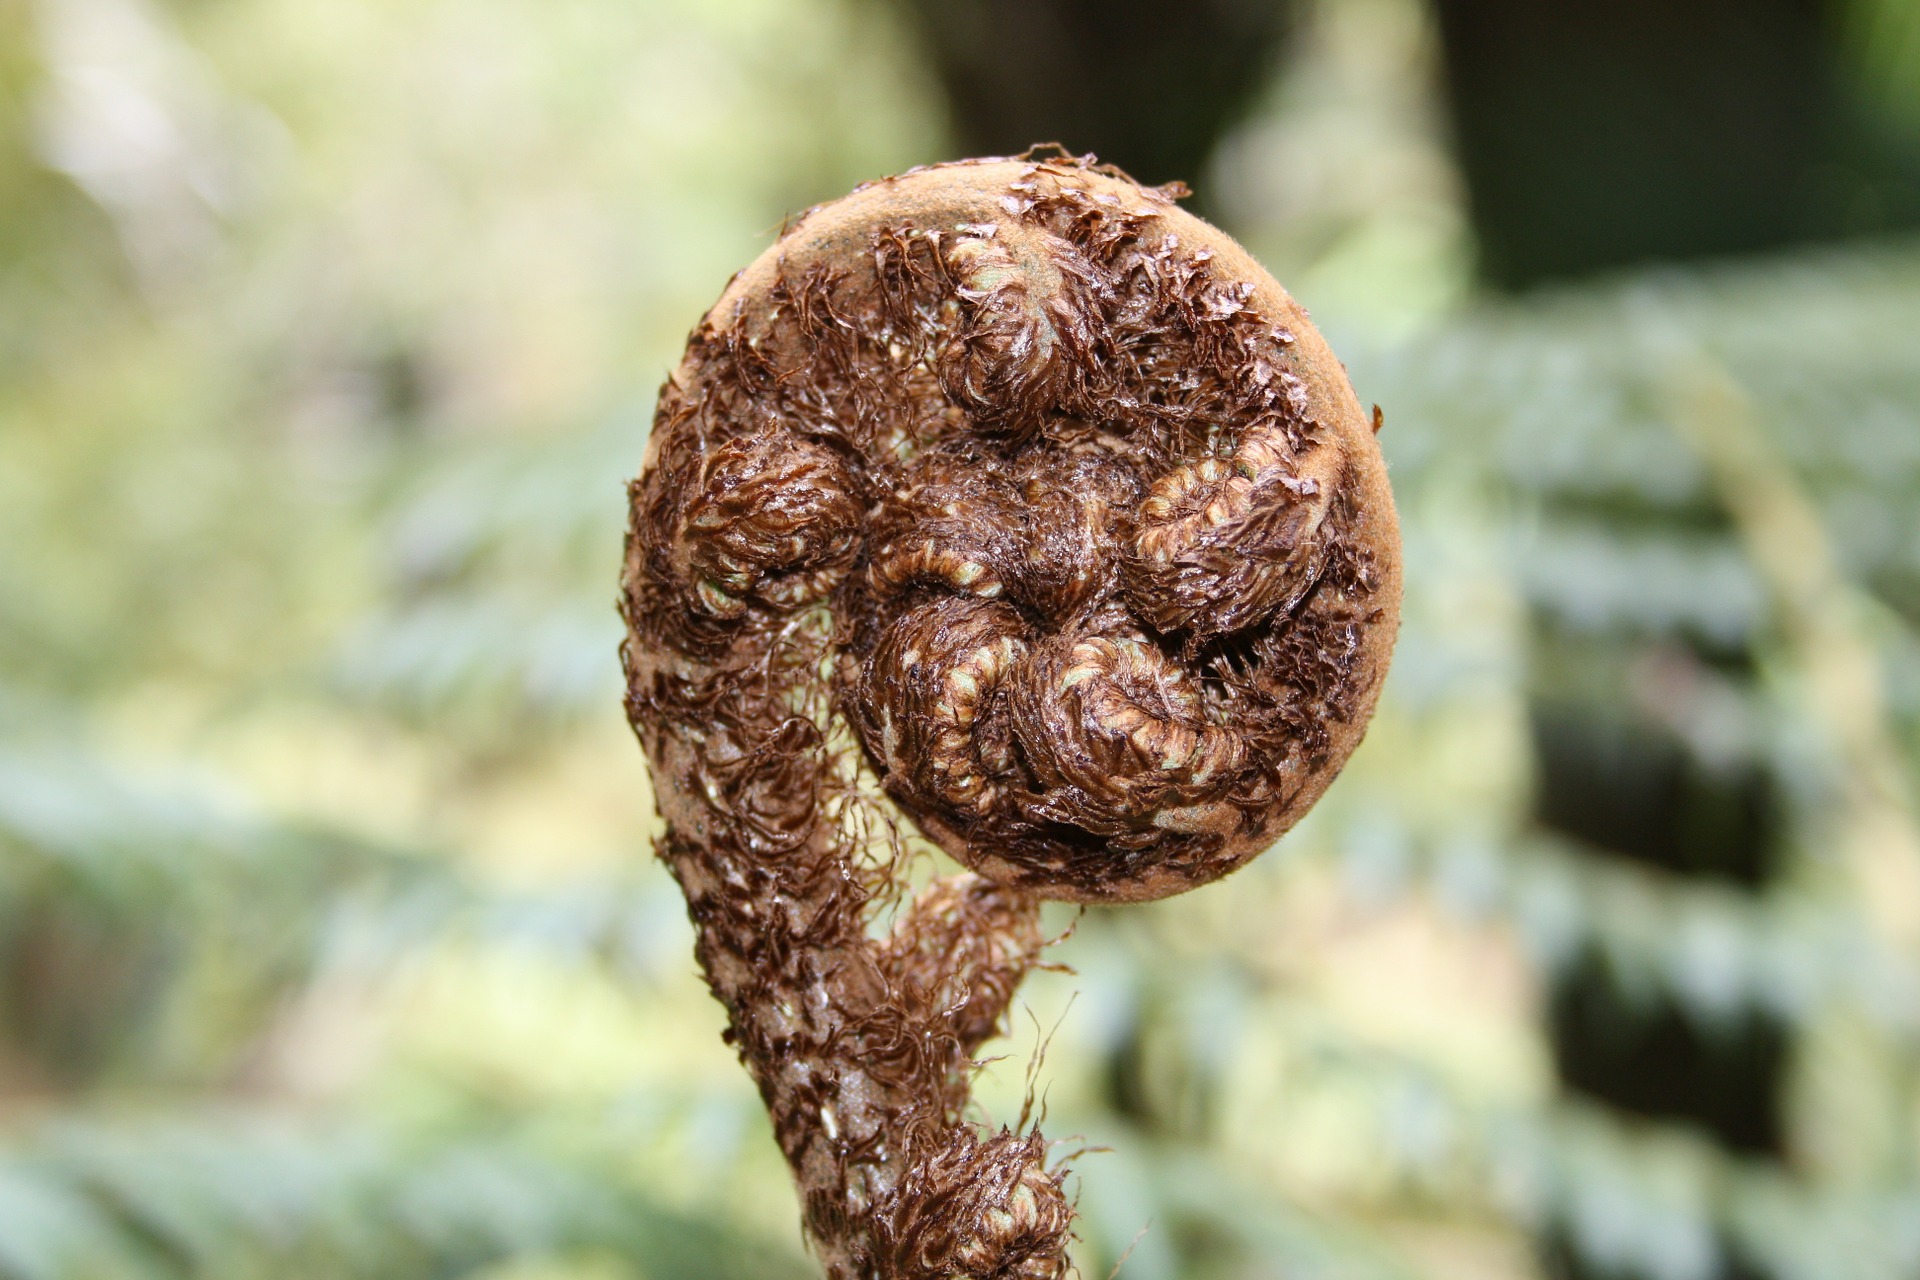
[622,152,1400,1280]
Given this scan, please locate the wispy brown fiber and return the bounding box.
[620,152,1401,1279]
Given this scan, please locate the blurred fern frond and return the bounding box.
[0,1108,810,1280]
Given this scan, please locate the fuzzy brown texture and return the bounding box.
[621,152,1400,1279]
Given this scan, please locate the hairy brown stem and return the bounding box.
[621,152,1400,1279]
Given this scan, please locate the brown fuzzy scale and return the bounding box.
[621,154,1400,1279]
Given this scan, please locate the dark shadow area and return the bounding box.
[890,0,1293,204]
[1542,1225,1769,1280]
[1547,948,1789,1155]
[1531,703,1781,886]
[1432,0,1920,288]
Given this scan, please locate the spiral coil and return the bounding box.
[622,153,1399,1279]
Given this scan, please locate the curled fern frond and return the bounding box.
[621,153,1400,1278]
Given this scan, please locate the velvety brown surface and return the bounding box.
[621,152,1399,1279]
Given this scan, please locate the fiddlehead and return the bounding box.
[621,153,1400,1279]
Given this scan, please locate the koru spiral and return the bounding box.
[621,153,1400,1280]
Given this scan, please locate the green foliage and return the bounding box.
[0,1109,809,1280]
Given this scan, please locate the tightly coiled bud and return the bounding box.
[680,435,861,622]
[876,1130,1073,1280]
[621,153,1400,1279]
[936,226,1106,438]
[1012,635,1247,839]
[1121,419,1337,640]
[861,597,1028,815]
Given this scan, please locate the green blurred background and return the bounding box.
[4,0,1920,1276]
